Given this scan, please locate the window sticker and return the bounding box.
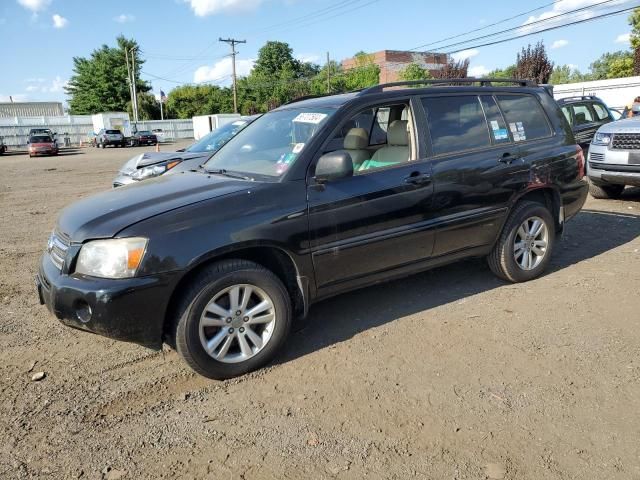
[293,112,328,124]
[292,142,305,154]
[490,120,500,131]
[509,123,518,133]
[494,128,509,140]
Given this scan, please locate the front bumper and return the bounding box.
[588,144,640,186]
[36,252,179,349]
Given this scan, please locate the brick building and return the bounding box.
[342,50,449,83]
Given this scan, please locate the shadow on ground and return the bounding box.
[279,208,640,364]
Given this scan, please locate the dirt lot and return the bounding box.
[1,143,639,479]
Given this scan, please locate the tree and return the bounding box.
[128,93,161,120]
[549,64,587,85]
[515,42,553,83]
[343,52,380,90]
[629,7,640,74]
[165,85,232,119]
[66,36,150,114]
[398,63,434,81]
[487,65,517,79]
[589,51,634,79]
[433,58,470,79]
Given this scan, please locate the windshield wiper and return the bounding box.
[205,168,253,181]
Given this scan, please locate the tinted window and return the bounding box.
[370,107,390,145]
[422,96,490,156]
[480,95,511,145]
[561,106,572,125]
[592,103,610,121]
[106,129,121,134]
[496,95,551,142]
[571,104,594,125]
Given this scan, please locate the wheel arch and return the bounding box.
[163,244,308,342]
[511,186,563,232]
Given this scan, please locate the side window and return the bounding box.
[592,103,611,121]
[496,95,551,142]
[561,106,573,126]
[370,107,390,145]
[480,95,511,145]
[570,104,594,125]
[422,95,491,156]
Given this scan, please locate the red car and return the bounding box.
[28,135,59,157]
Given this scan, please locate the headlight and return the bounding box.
[592,132,612,146]
[131,160,181,180]
[76,237,148,278]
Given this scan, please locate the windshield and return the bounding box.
[186,119,251,153]
[203,108,335,177]
[137,131,152,135]
[31,136,52,143]
[106,130,121,134]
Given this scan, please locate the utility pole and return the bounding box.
[130,47,139,123]
[326,52,331,94]
[219,37,246,113]
[125,48,135,118]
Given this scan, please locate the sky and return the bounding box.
[0,0,637,105]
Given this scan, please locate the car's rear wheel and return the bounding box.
[588,180,625,199]
[172,260,292,380]
[488,201,555,283]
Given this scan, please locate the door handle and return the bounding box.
[404,172,431,185]
[498,152,520,164]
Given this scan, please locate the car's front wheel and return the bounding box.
[172,260,292,380]
[588,180,625,199]
[488,201,555,283]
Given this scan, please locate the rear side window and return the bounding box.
[496,95,551,142]
[422,96,490,156]
[592,103,611,121]
[571,104,594,125]
[370,107,390,145]
[561,106,572,125]
[480,95,510,145]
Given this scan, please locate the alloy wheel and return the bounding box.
[513,216,549,271]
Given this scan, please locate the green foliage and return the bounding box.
[65,36,150,115]
[549,64,588,85]
[589,51,634,79]
[515,42,553,83]
[398,63,433,81]
[342,52,380,90]
[487,65,517,79]
[128,93,161,120]
[629,8,640,74]
[165,85,233,119]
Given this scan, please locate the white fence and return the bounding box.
[0,116,194,147]
[553,76,640,110]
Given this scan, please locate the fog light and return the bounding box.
[75,301,92,323]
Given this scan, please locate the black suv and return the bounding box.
[37,79,588,379]
[556,95,614,151]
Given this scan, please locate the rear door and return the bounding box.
[421,93,530,257]
[570,102,598,149]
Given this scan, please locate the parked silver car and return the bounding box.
[587,116,640,198]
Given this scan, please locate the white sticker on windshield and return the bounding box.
[509,123,518,133]
[293,112,328,124]
[292,142,305,154]
[490,120,500,131]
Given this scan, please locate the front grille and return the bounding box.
[612,133,640,150]
[590,152,605,162]
[48,230,70,271]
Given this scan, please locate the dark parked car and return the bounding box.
[557,95,614,151]
[113,116,257,186]
[0,136,6,154]
[28,134,58,157]
[37,79,587,380]
[130,130,158,147]
[96,129,126,148]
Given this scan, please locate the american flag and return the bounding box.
[160,90,167,103]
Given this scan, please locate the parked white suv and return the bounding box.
[587,117,640,198]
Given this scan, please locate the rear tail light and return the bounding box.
[576,145,585,179]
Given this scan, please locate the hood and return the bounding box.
[119,151,209,174]
[58,172,249,241]
[598,117,640,134]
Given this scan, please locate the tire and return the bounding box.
[172,259,292,380]
[488,201,555,283]
[588,180,624,199]
[99,142,104,149]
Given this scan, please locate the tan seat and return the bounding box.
[343,128,370,169]
[359,120,409,171]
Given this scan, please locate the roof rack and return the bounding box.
[557,95,599,102]
[359,78,536,95]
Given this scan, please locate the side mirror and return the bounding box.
[314,151,353,183]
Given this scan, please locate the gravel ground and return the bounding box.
[1,143,639,480]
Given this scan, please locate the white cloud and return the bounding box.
[551,39,569,49]
[184,0,263,16]
[469,65,491,77]
[52,13,68,28]
[451,49,479,62]
[616,32,631,43]
[17,0,51,13]
[25,76,68,94]
[297,53,321,64]
[0,94,29,102]
[521,0,633,33]
[194,57,255,83]
[114,13,135,23]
